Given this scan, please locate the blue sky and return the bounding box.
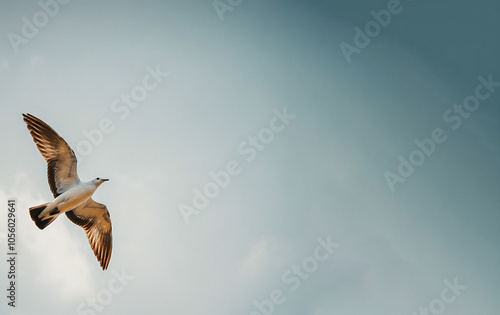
[0,1,499,314]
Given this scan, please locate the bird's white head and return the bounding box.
[92,177,109,187]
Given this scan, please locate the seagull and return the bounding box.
[22,113,112,270]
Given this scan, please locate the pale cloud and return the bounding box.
[0,173,93,305]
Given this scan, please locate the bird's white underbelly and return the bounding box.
[42,185,95,217]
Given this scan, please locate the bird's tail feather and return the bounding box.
[29,203,56,230]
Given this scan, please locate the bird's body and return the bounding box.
[22,113,113,270]
[39,179,103,219]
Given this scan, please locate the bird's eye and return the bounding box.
[96,177,100,180]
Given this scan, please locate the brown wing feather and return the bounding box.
[23,113,79,197]
[66,199,113,270]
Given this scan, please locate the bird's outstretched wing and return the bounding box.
[22,113,80,198]
[66,198,113,270]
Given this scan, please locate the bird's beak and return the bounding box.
[102,179,109,182]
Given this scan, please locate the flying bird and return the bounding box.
[22,113,112,270]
